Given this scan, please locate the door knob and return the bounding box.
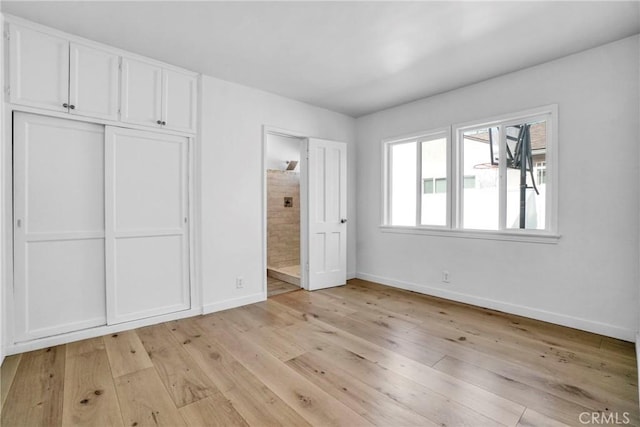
[341,219,347,223]
[62,103,69,108]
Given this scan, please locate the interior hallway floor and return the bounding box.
[1,279,637,426]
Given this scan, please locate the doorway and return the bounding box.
[263,128,348,297]
[265,131,304,297]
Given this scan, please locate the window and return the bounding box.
[385,130,449,227]
[535,161,547,185]
[423,178,434,194]
[383,106,557,239]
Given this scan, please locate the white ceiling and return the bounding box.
[2,1,639,117]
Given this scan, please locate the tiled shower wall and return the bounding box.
[267,170,300,268]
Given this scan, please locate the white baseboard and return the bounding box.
[202,292,265,315]
[356,272,636,342]
[347,271,356,280]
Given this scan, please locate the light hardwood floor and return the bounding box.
[267,276,300,297]
[1,279,638,426]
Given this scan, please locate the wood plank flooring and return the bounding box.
[1,279,638,426]
[267,276,300,297]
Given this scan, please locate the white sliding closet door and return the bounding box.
[14,113,106,341]
[105,127,190,324]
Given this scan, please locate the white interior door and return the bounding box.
[105,127,190,324]
[9,24,69,112]
[306,138,347,291]
[13,113,106,341]
[69,42,119,121]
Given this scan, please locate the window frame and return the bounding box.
[382,127,452,229]
[381,105,559,243]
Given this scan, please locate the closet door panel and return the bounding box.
[14,113,106,342]
[113,133,183,231]
[69,42,120,120]
[9,24,69,112]
[25,119,104,233]
[114,236,185,318]
[106,127,190,325]
[25,240,105,336]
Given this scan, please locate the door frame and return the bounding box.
[262,126,309,294]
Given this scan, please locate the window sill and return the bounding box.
[379,225,560,244]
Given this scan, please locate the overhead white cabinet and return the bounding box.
[13,113,107,341]
[120,58,163,128]
[105,127,190,324]
[162,69,198,133]
[9,24,120,120]
[69,42,120,120]
[9,25,69,112]
[121,57,197,133]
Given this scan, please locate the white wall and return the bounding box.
[200,76,356,312]
[356,35,640,341]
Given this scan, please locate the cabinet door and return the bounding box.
[105,127,190,325]
[9,24,69,112]
[120,57,162,128]
[162,69,197,133]
[69,43,119,121]
[13,113,106,341]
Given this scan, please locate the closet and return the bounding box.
[13,113,191,341]
[6,18,196,346]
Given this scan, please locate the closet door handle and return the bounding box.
[161,121,166,126]
[69,105,75,110]
[341,218,348,224]
[62,103,69,108]
[156,120,163,125]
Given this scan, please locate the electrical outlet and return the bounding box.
[236,276,244,289]
[442,270,450,283]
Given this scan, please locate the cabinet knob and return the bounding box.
[69,105,75,110]
[156,120,162,125]
[62,103,69,108]
[341,218,348,224]
[161,121,166,126]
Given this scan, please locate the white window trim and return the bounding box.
[380,105,559,243]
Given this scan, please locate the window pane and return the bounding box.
[423,178,434,194]
[390,141,416,226]
[463,175,476,189]
[506,121,546,230]
[420,138,447,226]
[462,128,499,230]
